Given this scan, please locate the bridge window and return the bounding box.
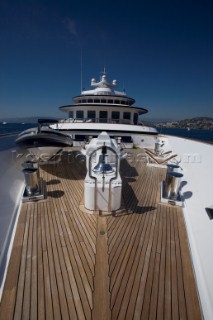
[108,99,113,103]
[112,111,120,120]
[94,99,100,103]
[76,110,84,119]
[69,111,73,118]
[123,112,131,120]
[100,111,108,123]
[87,110,96,120]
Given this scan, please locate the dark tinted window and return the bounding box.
[123,112,131,120]
[112,111,120,119]
[76,110,84,119]
[88,110,96,120]
[69,111,73,118]
[100,111,108,122]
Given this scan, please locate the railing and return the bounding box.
[59,118,132,125]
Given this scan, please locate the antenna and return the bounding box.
[80,48,83,93]
[100,63,106,80]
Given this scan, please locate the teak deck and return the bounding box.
[0,148,202,319]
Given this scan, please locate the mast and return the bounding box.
[80,48,83,93]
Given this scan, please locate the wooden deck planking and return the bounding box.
[45,163,94,318]
[109,166,157,290]
[173,209,187,320]
[138,209,160,320]
[58,162,97,253]
[43,200,62,320]
[0,148,202,320]
[111,168,160,319]
[47,159,97,266]
[56,177,96,285]
[22,203,34,320]
[126,171,159,319]
[107,159,150,263]
[156,205,167,320]
[47,199,75,319]
[30,203,38,320]
[170,208,179,320]
[92,216,111,320]
[37,207,45,320]
[13,204,31,320]
[149,205,163,320]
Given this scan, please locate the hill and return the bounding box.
[156,117,213,130]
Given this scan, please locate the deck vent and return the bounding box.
[205,206,213,220]
[165,172,183,200]
[23,168,39,195]
[22,161,45,202]
[160,171,184,207]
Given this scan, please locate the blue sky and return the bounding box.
[0,0,213,121]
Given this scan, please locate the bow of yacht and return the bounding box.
[0,71,213,319]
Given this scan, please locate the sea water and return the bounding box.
[158,127,213,143]
[0,123,36,135]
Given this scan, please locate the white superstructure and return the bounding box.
[51,70,157,142]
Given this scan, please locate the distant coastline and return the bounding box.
[155,117,213,130]
[1,116,213,130]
